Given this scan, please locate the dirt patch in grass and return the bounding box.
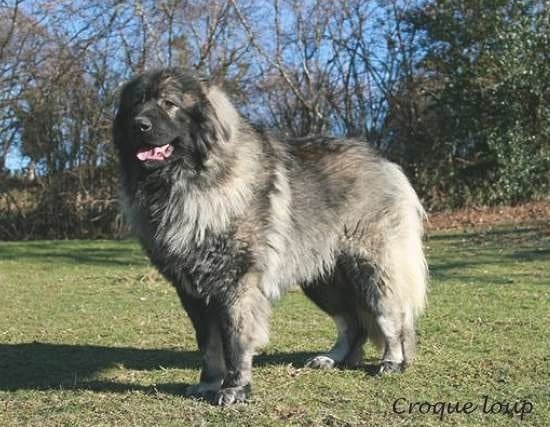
[427,200,550,231]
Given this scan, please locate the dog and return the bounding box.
[113,68,427,405]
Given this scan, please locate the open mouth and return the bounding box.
[136,143,174,162]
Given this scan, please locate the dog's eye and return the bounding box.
[160,99,178,110]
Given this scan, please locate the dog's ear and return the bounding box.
[113,82,130,151]
[192,85,240,160]
[205,85,239,144]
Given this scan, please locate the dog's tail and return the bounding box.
[384,162,428,316]
[377,163,428,363]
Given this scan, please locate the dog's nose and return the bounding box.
[134,116,152,133]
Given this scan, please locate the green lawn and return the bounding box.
[0,225,548,426]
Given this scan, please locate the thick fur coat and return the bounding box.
[113,68,428,405]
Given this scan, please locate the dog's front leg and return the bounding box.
[173,286,227,398]
[214,275,270,405]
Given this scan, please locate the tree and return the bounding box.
[394,0,550,207]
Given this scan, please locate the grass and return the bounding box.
[0,224,548,426]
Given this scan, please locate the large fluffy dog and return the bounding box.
[113,68,427,405]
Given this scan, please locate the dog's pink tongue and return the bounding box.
[136,144,174,161]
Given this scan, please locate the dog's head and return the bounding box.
[113,68,238,175]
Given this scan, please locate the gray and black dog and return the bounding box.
[113,68,428,405]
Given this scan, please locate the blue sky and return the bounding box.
[3,0,411,172]
[6,146,28,171]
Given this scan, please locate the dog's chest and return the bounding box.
[151,222,253,298]
[130,183,255,298]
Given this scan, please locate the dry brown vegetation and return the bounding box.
[428,200,550,231]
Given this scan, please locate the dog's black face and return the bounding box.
[113,68,227,177]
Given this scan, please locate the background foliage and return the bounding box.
[0,0,548,239]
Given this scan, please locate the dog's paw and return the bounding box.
[214,384,251,405]
[342,349,365,369]
[305,355,337,369]
[185,382,221,400]
[377,360,404,374]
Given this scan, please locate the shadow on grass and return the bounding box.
[427,225,543,242]
[0,241,148,267]
[507,247,550,262]
[428,226,549,282]
[0,342,321,396]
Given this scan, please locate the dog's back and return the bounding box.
[259,134,427,370]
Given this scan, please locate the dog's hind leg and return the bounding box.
[367,294,417,373]
[306,314,367,369]
[302,261,368,369]
[353,224,427,373]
